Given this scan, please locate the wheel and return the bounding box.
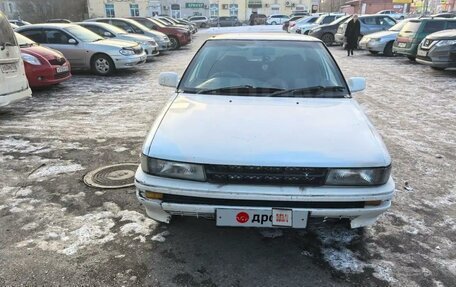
[369,50,379,55]
[271,21,277,25]
[91,54,114,76]
[383,41,394,57]
[431,66,445,70]
[407,56,416,62]
[201,23,207,28]
[321,33,334,46]
[169,36,180,50]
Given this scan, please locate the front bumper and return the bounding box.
[158,40,172,51]
[112,52,147,69]
[135,169,395,228]
[335,33,345,44]
[26,63,72,87]
[141,44,159,59]
[359,39,386,52]
[0,86,32,107]
[416,46,456,69]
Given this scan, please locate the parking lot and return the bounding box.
[1,28,455,286]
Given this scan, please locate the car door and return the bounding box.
[360,17,379,35]
[378,16,396,31]
[42,28,86,68]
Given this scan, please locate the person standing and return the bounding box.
[344,15,361,56]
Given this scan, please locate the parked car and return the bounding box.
[393,18,456,61]
[308,15,351,45]
[46,19,72,23]
[86,18,171,52]
[335,15,397,45]
[376,10,405,20]
[16,24,147,76]
[16,32,71,88]
[288,15,319,33]
[297,14,345,35]
[266,14,290,25]
[78,22,159,59]
[135,33,395,229]
[283,16,304,31]
[213,16,242,27]
[431,12,456,18]
[128,17,191,50]
[8,19,31,26]
[290,12,310,18]
[252,14,267,25]
[10,23,18,29]
[158,16,195,33]
[358,18,413,56]
[174,18,197,33]
[416,29,456,70]
[0,12,31,107]
[188,16,209,28]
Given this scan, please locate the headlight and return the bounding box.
[326,166,391,186]
[148,40,157,46]
[435,39,456,47]
[119,48,135,56]
[141,155,206,181]
[21,53,41,65]
[369,38,381,42]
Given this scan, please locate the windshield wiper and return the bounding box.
[1,42,14,51]
[196,85,283,95]
[268,86,346,98]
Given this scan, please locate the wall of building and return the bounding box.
[87,0,150,18]
[0,0,19,19]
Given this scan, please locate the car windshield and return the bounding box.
[15,32,36,47]
[149,18,166,28]
[179,40,348,98]
[389,19,409,31]
[104,24,128,35]
[399,21,421,35]
[329,15,350,25]
[64,25,103,42]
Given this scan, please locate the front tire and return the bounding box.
[321,33,334,46]
[271,21,277,25]
[91,54,114,76]
[407,56,416,62]
[431,66,445,71]
[383,41,394,57]
[369,50,379,55]
[169,36,180,50]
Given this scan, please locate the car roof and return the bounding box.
[410,17,456,22]
[208,33,321,42]
[16,23,76,29]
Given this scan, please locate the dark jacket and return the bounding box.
[344,19,361,50]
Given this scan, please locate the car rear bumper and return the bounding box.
[135,169,395,228]
[359,39,386,52]
[0,86,32,107]
[112,53,147,69]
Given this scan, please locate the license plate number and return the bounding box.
[398,42,407,48]
[417,49,427,57]
[56,65,69,73]
[216,208,308,228]
[1,63,17,73]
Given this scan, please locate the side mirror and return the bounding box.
[348,77,366,93]
[68,38,77,44]
[103,31,112,37]
[159,72,179,88]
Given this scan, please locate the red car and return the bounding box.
[15,32,71,88]
[129,17,191,50]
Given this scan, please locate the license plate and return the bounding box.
[56,65,69,74]
[417,49,427,57]
[1,63,17,73]
[398,42,407,48]
[216,208,308,228]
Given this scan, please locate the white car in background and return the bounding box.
[266,14,290,25]
[0,12,31,107]
[288,15,319,33]
[135,33,395,229]
[377,10,405,20]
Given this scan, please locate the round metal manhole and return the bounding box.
[84,163,138,189]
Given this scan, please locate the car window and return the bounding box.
[111,20,135,33]
[446,21,456,29]
[44,29,71,44]
[379,16,395,26]
[64,25,102,42]
[0,13,17,45]
[422,21,445,33]
[362,17,377,25]
[19,29,44,43]
[179,40,348,97]
[322,16,335,24]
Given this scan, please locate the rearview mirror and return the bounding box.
[159,72,179,88]
[347,77,366,93]
[68,38,77,44]
[103,31,112,37]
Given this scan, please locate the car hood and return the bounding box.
[91,38,139,48]
[118,33,155,42]
[426,29,456,40]
[20,45,64,61]
[146,95,391,167]
[365,30,398,39]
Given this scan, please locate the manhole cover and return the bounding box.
[84,163,138,189]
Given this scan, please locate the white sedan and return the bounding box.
[135,33,395,229]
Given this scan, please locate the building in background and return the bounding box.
[0,0,18,18]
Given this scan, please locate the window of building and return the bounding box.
[229,4,238,17]
[210,4,219,17]
[130,4,140,16]
[105,4,115,18]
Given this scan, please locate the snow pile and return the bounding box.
[28,161,84,180]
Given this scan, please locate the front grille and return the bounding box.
[55,71,70,79]
[205,165,328,186]
[49,57,66,66]
[422,39,434,49]
[133,46,143,55]
[162,194,364,209]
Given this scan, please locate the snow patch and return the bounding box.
[322,247,365,273]
[29,163,84,179]
[61,192,86,203]
[151,231,170,242]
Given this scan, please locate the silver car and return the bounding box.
[16,24,147,75]
[77,22,159,60]
[359,19,413,56]
[86,18,171,52]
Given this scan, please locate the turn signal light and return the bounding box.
[365,200,382,206]
[144,191,163,200]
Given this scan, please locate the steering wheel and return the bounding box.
[211,71,242,79]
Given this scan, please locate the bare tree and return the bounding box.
[15,0,87,23]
